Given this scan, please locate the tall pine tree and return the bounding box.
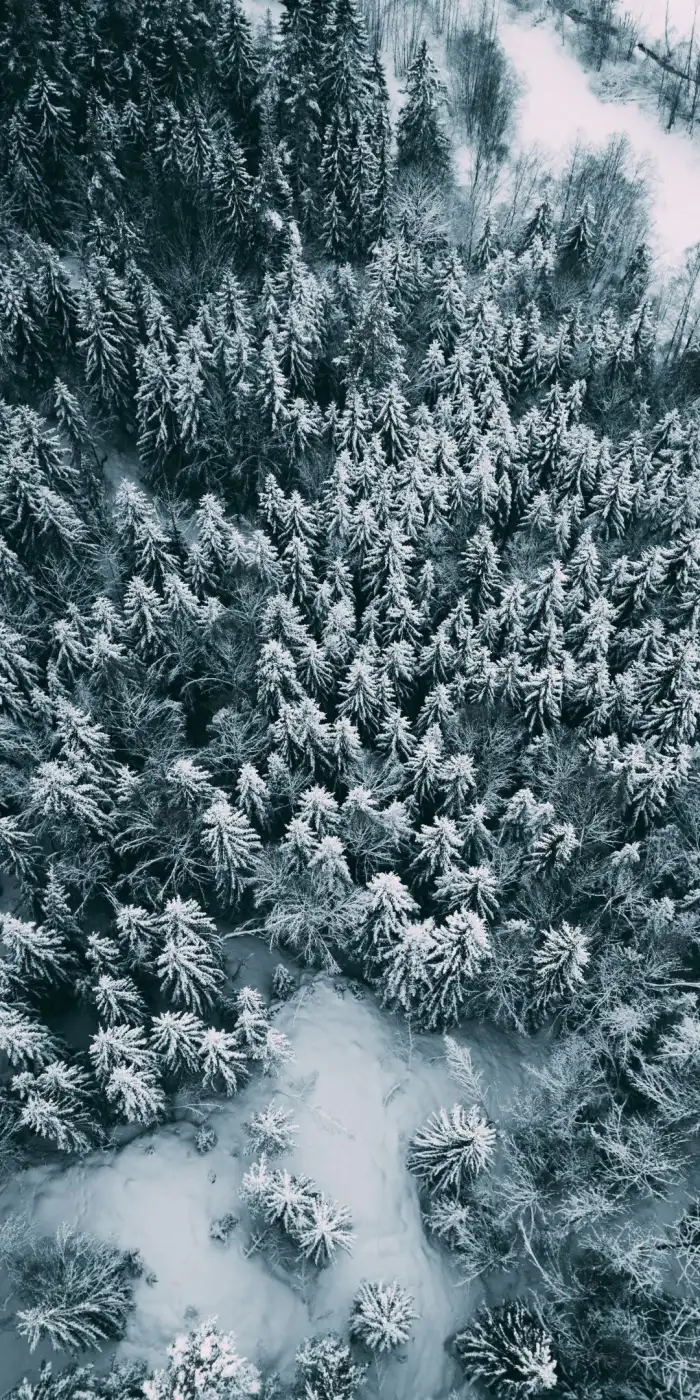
[396,40,450,179]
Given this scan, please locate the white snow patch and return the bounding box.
[0,975,538,1399]
[102,445,145,498]
[625,0,699,42]
[240,0,282,26]
[499,7,700,266]
[454,143,473,185]
[381,45,407,127]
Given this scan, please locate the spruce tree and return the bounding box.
[214,0,262,154]
[317,0,375,258]
[278,0,323,230]
[367,51,393,245]
[396,40,450,179]
[350,1281,418,1352]
[455,1302,558,1398]
[560,196,597,274]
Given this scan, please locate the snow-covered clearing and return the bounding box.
[0,965,537,1399]
[627,0,699,42]
[498,6,700,266]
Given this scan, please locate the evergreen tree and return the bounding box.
[198,1026,249,1095]
[519,199,553,253]
[78,262,138,417]
[13,1061,94,1154]
[214,0,262,153]
[396,40,450,178]
[454,1302,558,1398]
[213,127,253,242]
[277,0,323,230]
[246,1102,299,1154]
[421,911,492,1028]
[316,0,375,258]
[145,1321,260,1400]
[1,913,75,991]
[407,1103,496,1194]
[150,1010,205,1077]
[349,1280,418,1352]
[560,196,597,273]
[155,898,224,1015]
[201,798,262,906]
[473,214,501,271]
[295,1335,365,1400]
[0,1003,58,1069]
[355,871,419,979]
[532,922,590,1011]
[620,240,651,310]
[367,51,392,245]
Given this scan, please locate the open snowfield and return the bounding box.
[0,966,537,1399]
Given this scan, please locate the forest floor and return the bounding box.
[0,940,542,1399]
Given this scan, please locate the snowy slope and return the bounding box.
[0,974,539,1399]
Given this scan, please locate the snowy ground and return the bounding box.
[496,4,700,267]
[0,957,538,1399]
[627,0,699,42]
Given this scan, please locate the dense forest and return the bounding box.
[0,0,700,1398]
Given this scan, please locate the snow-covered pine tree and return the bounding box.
[320,112,351,260]
[104,1063,166,1125]
[201,797,261,906]
[473,214,501,271]
[246,1102,299,1155]
[354,871,419,980]
[380,917,435,1018]
[232,986,270,1060]
[143,1320,260,1400]
[560,196,597,274]
[407,1103,496,1193]
[150,1010,205,1078]
[277,0,324,232]
[295,1193,356,1264]
[367,51,392,245]
[532,922,590,1011]
[1,913,75,992]
[421,911,492,1028]
[349,1280,418,1351]
[198,1027,249,1096]
[294,1335,365,1400]
[1,1224,138,1354]
[454,1301,558,1398]
[78,261,138,418]
[396,40,450,178]
[93,974,147,1027]
[135,341,179,482]
[13,1059,95,1154]
[155,898,224,1015]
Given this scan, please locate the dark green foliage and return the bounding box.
[6,1360,147,1400]
[396,40,451,178]
[454,1301,557,1398]
[0,1221,140,1353]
